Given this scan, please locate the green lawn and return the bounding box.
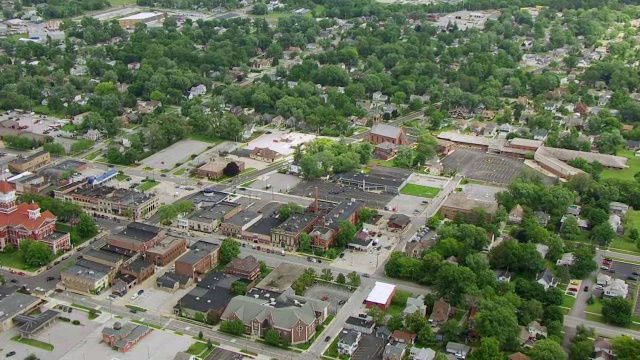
[174,168,187,176]
[115,173,128,181]
[188,134,223,144]
[400,184,441,198]
[108,0,137,5]
[61,124,81,132]
[137,180,160,191]
[624,210,640,238]
[11,335,54,351]
[125,305,147,312]
[585,312,605,323]
[85,150,102,160]
[585,298,604,314]
[610,236,640,255]
[131,320,162,330]
[186,341,208,356]
[0,250,36,270]
[601,149,640,180]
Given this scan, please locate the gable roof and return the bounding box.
[536,268,556,285]
[429,297,451,323]
[222,295,317,328]
[370,123,402,139]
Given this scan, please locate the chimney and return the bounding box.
[314,187,319,213]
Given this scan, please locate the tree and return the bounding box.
[475,298,520,348]
[590,222,616,246]
[231,281,247,296]
[277,203,303,221]
[529,339,568,360]
[393,146,414,168]
[299,233,312,253]
[336,221,357,248]
[417,325,435,346]
[367,306,385,325]
[43,142,66,155]
[336,273,346,284]
[434,264,476,304]
[299,155,324,179]
[570,246,597,279]
[19,240,52,267]
[602,297,633,327]
[439,320,461,343]
[358,208,378,225]
[223,162,241,177]
[387,314,404,332]
[560,215,581,240]
[414,132,438,167]
[595,130,624,155]
[612,336,640,360]
[198,330,203,339]
[264,329,280,346]
[76,213,98,240]
[220,238,241,265]
[220,320,245,335]
[281,336,291,348]
[571,338,594,360]
[207,339,213,349]
[24,355,39,360]
[319,268,333,282]
[347,271,361,287]
[405,312,429,334]
[469,337,502,360]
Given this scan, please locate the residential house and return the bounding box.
[469,121,484,134]
[374,142,398,160]
[383,343,407,360]
[428,298,451,326]
[403,295,426,317]
[455,119,468,130]
[483,123,498,137]
[597,274,612,287]
[84,129,101,141]
[391,330,416,345]
[604,278,629,298]
[508,205,524,224]
[337,329,361,356]
[344,316,375,335]
[376,326,392,341]
[528,321,547,338]
[536,268,557,290]
[249,147,281,163]
[534,212,551,226]
[609,202,630,216]
[188,84,206,99]
[242,124,254,140]
[372,92,388,102]
[556,253,575,266]
[445,342,470,359]
[593,337,615,359]
[409,347,436,360]
[532,129,548,141]
[495,269,513,283]
[387,214,411,233]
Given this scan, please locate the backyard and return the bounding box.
[601,149,640,180]
[400,184,440,198]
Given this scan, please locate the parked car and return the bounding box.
[363,274,370,278]
[129,309,137,314]
[338,300,346,305]
[131,293,139,300]
[17,272,25,276]
[242,243,246,247]
[627,276,638,281]
[324,336,331,342]
[633,271,640,276]
[321,296,329,301]
[9,279,18,284]
[609,269,616,273]
[6,351,16,357]
[46,276,55,281]
[584,286,589,292]
[137,289,144,295]
[568,287,578,292]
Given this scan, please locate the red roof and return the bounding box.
[0,181,14,194]
[0,203,55,231]
[26,202,40,211]
[391,330,416,344]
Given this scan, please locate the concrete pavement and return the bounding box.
[564,315,640,339]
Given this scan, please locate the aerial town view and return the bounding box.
[0,0,640,359]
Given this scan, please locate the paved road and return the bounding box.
[564,315,640,338]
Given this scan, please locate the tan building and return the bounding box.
[440,192,498,222]
[61,261,112,294]
[118,12,164,28]
[178,202,242,233]
[54,184,160,220]
[224,255,260,281]
[196,160,245,179]
[249,147,281,163]
[8,151,50,173]
[220,210,262,238]
[145,236,187,267]
[175,240,220,278]
[271,213,318,250]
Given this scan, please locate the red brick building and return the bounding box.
[224,255,260,281]
[145,236,187,266]
[365,282,396,311]
[101,322,152,353]
[0,180,70,253]
[174,241,220,278]
[106,222,165,253]
[367,123,409,146]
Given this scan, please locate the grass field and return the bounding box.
[610,236,640,254]
[174,168,187,176]
[562,295,576,309]
[602,149,640,180]
[11,335,54,351]
[400,183,440,198]
[186,341,208,356]
[137,180,159,191]
[115,173,128,181]
[188,134,223,144]
[131,319,162,330]
[125,305,147,312]
[585,298,604,314]
[625,210,640,237]
[108,0,137,5]
[0,250,35,270]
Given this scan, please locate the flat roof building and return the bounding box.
[174,240,220,278]
[62,261,111,294]
[145,235,187,267]
[178,202,242,233]
[106,222,164,253]
[271,213,318,250]
[335,167,413,194]
[0,291,41,331]
[9,151,50,173]
[440,187,500,222]
[366,282,396,311]
[54,184,160,220]
[118,11,165,28]
[220,210,262,238]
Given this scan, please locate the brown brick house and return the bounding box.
[249,147,281,163]
[106,222,165,253]
[224,255,260,281]
[174,240,220,278]
[367,123,409,146]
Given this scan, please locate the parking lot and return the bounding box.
[304,283,352,314]
[289,179,394,209]
[351,333,385,360]
[248,173,303,193]
[442,148,524,184]
[140,139,213,171]
[607,260,640,282]
[59,319,192,360]
[332,234,400,274]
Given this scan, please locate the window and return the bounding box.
[297,325,303,334]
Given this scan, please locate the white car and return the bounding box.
[34,287,44,292]
[130,293,138,300]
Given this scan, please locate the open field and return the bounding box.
[137,180,160,191]
[400,183,440,198]
[602,149,640,180]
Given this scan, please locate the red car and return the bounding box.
[568,287,578,292]
[603,260,612,265]
[321,296,329,301]
[17,272,26,276]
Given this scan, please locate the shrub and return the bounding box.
[72,320,80,325]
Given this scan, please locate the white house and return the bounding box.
[556,253,575,267]
[409,347,436,360]
[84,129,101,141]
[604,279,629,298]
[337,329,361,356]
[188,84,207,99]
[372,91,388,102]
[536,269,557,290]
[596,274,611,287]
[445,342,470,359]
